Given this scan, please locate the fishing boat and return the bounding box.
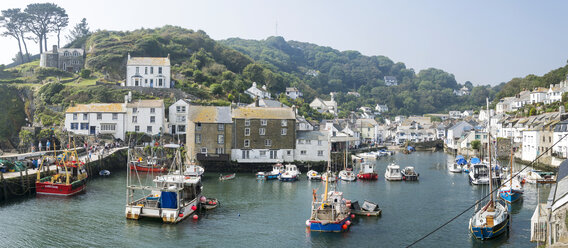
[36,142,88,196]
[256,163,283,180]
[401,166,419,181]
[350,200,381,216]
[129,156,168,173]
[279,164,299,181]
[321,171,337,182]
[469,98,510,240]
[469,162,490,185]
[125,144,202,224]
[219,173,236,181]
[498,146,523,203]
[465,157,480,173]
[357,161,378,180]
[307,135,352,232]
[449,155,467,173]
[306,170,322,180]
[183,162,205,178]
[339,169,357,181]
[385,163,403,181]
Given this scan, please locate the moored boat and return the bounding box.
[385,163,402,181]
[357,161,378,180]
[498,146,523,203]
[306,170,322,180]
[219,173,236,181]
[256,163,283,180]
[36,144,88,196]
[350,200,381,216]
[321,171,337,182]
[339,169,357,181]
[279,164,299,181]
[449,155,467,173]
[469,163,490,185]
[401,166,419,181]
[125,145,202,224]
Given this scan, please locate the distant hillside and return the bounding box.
[496,64,568,100]
[221,36,499,115]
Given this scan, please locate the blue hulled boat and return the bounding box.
[256,163,283,180]
[498,146,523,203]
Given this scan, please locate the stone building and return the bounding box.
[39,45,85,73]
[186,106,233,163]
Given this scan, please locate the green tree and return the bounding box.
[80,69,91,78]
[0,8,30,63]
[529,107,537,116]
[66,18,89,42]
[471,140,481,151]
[24,3,67,53]
[18,129,33,147]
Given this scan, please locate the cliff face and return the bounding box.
[0,86,28,150]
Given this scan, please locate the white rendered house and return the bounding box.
[168,99,191,135]
[125,99,165,136]
[65,103,127,140]
[125,53,171,88]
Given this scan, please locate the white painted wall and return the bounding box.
[522,130,540,161]
[125,106,165,135]
[65,112,126,140]
[231,149,294,163]
[168,100,190,134]
[126,64,171,88]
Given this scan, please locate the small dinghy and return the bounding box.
[219,173,236,181]
[350,200,381,216]
[199,196,220,210]
[99,170,110,176]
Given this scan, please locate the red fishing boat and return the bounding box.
[129,156,167,173]
[357,162,378,180]
[36,147,88,196]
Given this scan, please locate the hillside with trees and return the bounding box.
[221,36,502,116]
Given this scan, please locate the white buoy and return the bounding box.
[305,220,310,227]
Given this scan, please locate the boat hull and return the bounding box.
[357,173,378,180]
[308,216,351,232]
[499,189,523,203]
[402,174,419,181]
[470,213,510,240]
[279,176,298,182]
[129,164,166,173]
[36,179,86,196]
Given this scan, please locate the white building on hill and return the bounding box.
[125,53,171,88]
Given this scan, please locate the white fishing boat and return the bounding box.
[322,171,337,182]
[401,166,419,181]
[357,152,378,160]
[385,163,402,181]
[306,170,322,180]
[357,161,378,180]
[183,162,204,178]
[279,164,299,181]
[339,169,357,181]
[449,155,466,173]
[469,162,490,185]
[125,145,202,224]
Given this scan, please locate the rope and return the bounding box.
[406,133,568,247]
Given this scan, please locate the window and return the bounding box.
[245,128,250,136]
[97,113,102,120]
[145,67,148,74]
[150,116,155,123]
[70,123,78,130]
[218,134,224,144]
[270,150,278,159]
[242,150,250,159]
[298,139,304,144]
[150,79,153,86]
[145,79,148,85]
[265,139,272,146]
[177,106,186,113]
[150,67,154,74]
[215,148,224,154]
[101,123,116,131]
[177,125,185,132]
[73,113,77,120]
[147,126,152,133]
[83,114,88,120]
[245,119,250,126]
[177,116,186,122]
[259,128,266,135]
[136,67,139,74]
[150,108,155,113]
[135,79,139,86]
[132,116,137,123]
[196,123,202,131]
[158,79,162,86]
[287,151,291,155]
[281,128,287,135]
[135,126,139,132]
[218,124,224,131]
[281,120,287,126]
[73,51,79,56]
[318,140,322,146]
[195,134,201,143]
[260,151,267,157]
[261,119,267,126]
[158,67,162,74]
[306,140,311,144]
[200,147,207,154]
[318,150,324,156]
[112,113,118,120]
[244,139,250,147]
[301,150,307,155]
[64,51,70,56]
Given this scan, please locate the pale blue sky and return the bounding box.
[1,0,567,85]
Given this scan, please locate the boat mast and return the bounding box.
[510,138,514,187]
[323,133,331,205]
[487,98,493,207]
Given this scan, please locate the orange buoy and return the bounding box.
[351,214,355,219]
[193,215,199,220]
[342,224,348,230]
[367,213,371,217]
[179,213,184,218]
[191,205,197,211]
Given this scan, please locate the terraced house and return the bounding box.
[186,106,233,163]
[231,107,296,163]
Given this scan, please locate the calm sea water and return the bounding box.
[0,151,551,247]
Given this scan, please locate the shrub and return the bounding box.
[80,69,92,78]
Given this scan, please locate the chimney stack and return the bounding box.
[127,53,131,60]
[52,45,57,53]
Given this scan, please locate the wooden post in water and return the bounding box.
[25,168,29,195]
[19,169,24,195]
[1,172,7,202]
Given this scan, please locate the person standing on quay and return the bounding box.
[38,141,42,152]
[46,140,51,151]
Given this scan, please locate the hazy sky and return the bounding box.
[1,0,567,85]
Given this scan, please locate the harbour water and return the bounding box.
[0,151,550,247]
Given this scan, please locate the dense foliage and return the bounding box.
[496,64,568,100]
[221,36,501,115]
